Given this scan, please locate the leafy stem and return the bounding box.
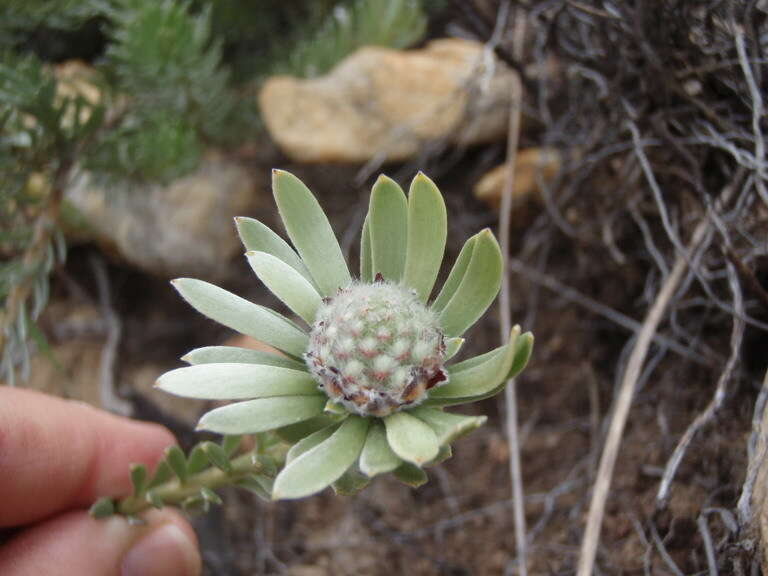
[119,450,257,515]
[91,436,289,519]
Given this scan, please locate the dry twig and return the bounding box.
[495,2,529,574]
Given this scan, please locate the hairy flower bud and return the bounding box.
[305,280,448,416]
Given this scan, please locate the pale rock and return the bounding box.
[474,147,561,209]
[259,38,514,163]
[64,153,257,279]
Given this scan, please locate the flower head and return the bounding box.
[156,170,532,499]
[306,280,447,417]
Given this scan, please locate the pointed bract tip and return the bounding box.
[505,327,520,345]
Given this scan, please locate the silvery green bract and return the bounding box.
[156,170,533,500]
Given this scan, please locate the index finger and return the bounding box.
[0,387,176,527]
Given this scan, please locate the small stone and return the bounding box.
[474,147,562,210]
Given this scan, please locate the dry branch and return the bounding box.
[496,2,529,573]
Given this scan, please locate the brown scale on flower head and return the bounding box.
[426,369,448,389]
[401,379,426,403]
[304,281,448,417]
[437,333,446,355]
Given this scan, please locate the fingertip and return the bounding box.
[0,509,201,576]
[0,387,179,526]
[122,510,201,576]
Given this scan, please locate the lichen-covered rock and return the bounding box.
[64,153,258,279]
[259,39,514,163]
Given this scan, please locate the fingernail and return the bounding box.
[122,523,200,576]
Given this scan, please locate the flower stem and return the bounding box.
[116,449,270,516]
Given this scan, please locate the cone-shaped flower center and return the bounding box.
[305,281,447,416]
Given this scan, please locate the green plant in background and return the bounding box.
[91,170,532,514]
[0,53,104,385]
[0,0,237,385]
[0,0,244,384]
[87,0,243,181]
[278,0,426,78]
[0,1,106,50]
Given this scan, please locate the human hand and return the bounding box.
[0,387,201,576]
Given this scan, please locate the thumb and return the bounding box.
[0,509,201,576]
